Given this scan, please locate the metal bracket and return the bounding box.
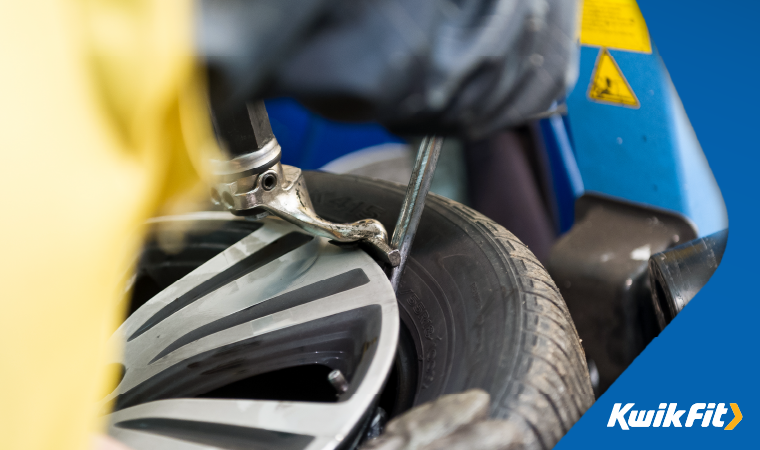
[212,159,399,266]
[211,101,399,266]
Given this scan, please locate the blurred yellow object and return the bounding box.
[0,1,218,449]
[580,0,652,54]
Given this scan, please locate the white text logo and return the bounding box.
[607,403,742,430]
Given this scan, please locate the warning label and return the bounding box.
[580,0,652,54]
[587,48,640,108]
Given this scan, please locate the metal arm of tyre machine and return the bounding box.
[210,101,442,291]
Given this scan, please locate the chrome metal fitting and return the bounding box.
[327,369,350,394]
[211,161,399,266]
[210,138,281,178]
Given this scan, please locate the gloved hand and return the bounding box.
[200,0,580,139]
[361,390,527,450]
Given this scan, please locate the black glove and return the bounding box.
[200,0,580,139]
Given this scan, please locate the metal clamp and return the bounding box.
[211,102,399,266]
[212,159,399,265]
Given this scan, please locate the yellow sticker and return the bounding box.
[587,48,640,108]
[580,0,652,54]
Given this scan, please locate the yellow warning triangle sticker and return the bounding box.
[587,48,640,108]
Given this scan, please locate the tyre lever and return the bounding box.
[389,136,444,292]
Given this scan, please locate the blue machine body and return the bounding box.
[544,45,727,237]
[267,42,727,239]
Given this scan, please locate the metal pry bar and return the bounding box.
[389,136,444,292]
[210,102,400,266]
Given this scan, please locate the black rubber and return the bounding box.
[305,171,594,449]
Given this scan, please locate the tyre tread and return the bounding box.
[429,193,594,449]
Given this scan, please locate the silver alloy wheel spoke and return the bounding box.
[110,398,367,450]
[105,213,399,450]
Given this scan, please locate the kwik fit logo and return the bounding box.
[608,403,742,430]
